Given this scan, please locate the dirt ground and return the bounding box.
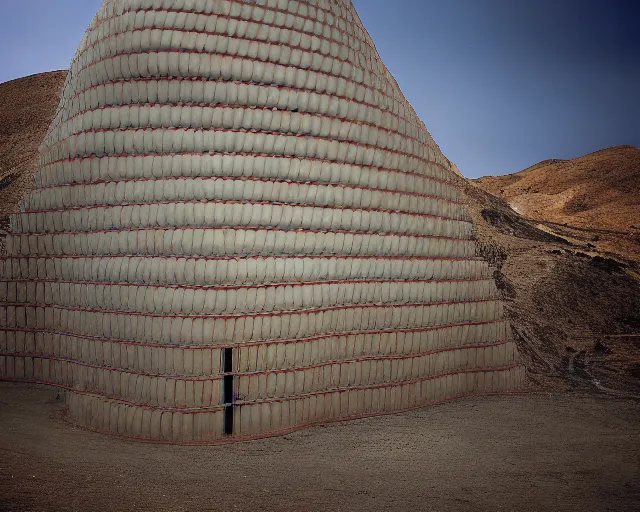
[1,382,638,512]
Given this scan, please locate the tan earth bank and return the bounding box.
[0,72,638,510]
[0,71,66,236]
[475,146,640,261]
[470,148,640,393]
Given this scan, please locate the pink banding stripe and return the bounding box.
[2,297,498,320]
[78,3,381,58]
[47,75,425,149]
[2,340,511,386]
[36,151,459,191]
[0,277,492,290]
[1,254,484,262]
[8,224,473,241]
[0,364,521,413]
[19,199,472,225]
[63,27,416,128]
[0,319,506,350]
[2,353,224,382]
[73,3,381,71]
[33,175,464,206]
[60,388,529,446]
[41,125,443,174]
[46,101,429,151]
[55,61,420,142]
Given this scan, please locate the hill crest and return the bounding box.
[474,145,640,259]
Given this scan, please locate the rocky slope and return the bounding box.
[474,146,640,261]
[459,171,640,394]
[0,71,66,232]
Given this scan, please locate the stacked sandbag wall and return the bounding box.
[0,0,525,443]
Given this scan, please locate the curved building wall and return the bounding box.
[0,0,524,443]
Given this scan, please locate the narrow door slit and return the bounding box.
[223,347,234,436]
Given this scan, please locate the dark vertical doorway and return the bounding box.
[223,347,234,435]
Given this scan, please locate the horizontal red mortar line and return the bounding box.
[70,4,380,67]
[69,3,381,77]
[0,319,506,350]
[47,100,423,149]
[19,199,471,225]
[3,299,497,317]
[41,124,441,174]
[7,224,473,241]
[40,134,440,198]
[47,74,424,153]
[232,365,523,406]
[33,175,464,206]
[220,390,531,445]
[0,364,522,414]
[256,342,511,373]
[64,44,398,121]
[232,341,513,377]
[37,150,456,190]
[1,353,223,382]
[63,388,530,446]
[2,339,511,381]
[0,276,492,290]
[46,99,428,150]
[49,75,418,149]
[1,297,498,319]
[47,69,425,153]
[63,36,416,132]
[0,378,201,412]
[1,253,483,262]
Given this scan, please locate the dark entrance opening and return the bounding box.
[223,347,234,435]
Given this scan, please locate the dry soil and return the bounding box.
[1,382,639,512]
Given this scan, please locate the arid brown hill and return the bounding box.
[475,146,640,260]
[465,146,640,394]
[0,71,66,230]
[456,175,640,395]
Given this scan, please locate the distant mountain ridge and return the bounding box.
[474,145,640,234]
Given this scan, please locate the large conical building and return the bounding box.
[0,0,524,443]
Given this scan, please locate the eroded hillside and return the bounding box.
[475,146,640,261]
[0,71,66,232]
[455,175,640,394]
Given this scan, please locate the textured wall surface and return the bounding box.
[0,0,524,443]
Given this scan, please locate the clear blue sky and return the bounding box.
[1,0,638,178]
